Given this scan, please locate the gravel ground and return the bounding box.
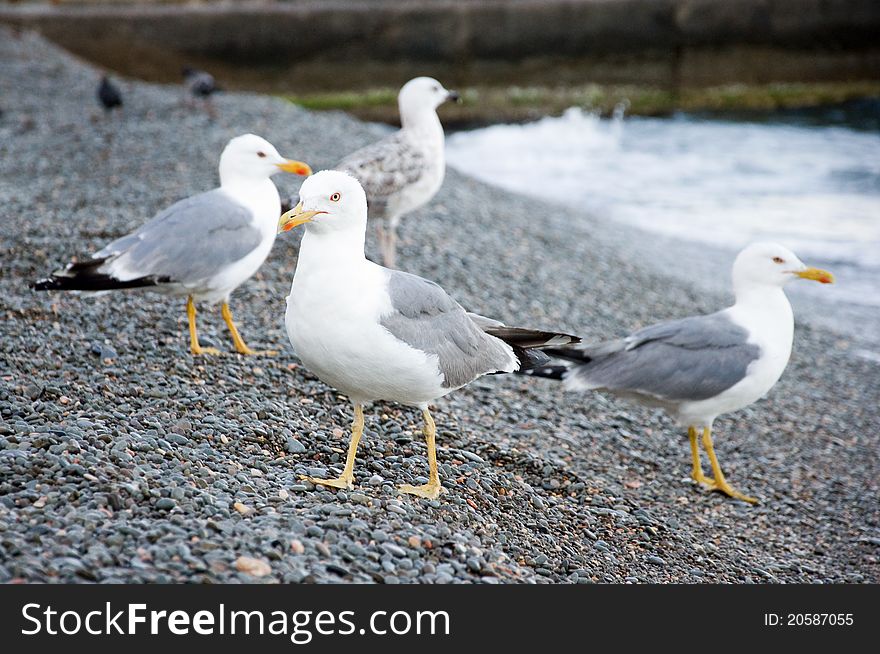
[1,29,878,584]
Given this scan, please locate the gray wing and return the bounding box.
[380,270,516,388]
[337,131,426,219]
[559,312,761,401]
[95,189,263,284]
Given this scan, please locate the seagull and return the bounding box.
[182,66,220,117]
[524,242,834,503]
[337,76,460,268]
[278,170,578,499]
[32,134,312,355]
[97,75,123,113]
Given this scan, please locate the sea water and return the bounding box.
[447,104,880,311]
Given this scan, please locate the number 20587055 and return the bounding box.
[764,613,853,626]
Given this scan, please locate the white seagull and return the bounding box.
[32,134,312,355]
[278,170,577,499]
[526,242,834,503]
[337,76,460,268]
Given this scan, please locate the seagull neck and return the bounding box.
[299,228,367,269]
[731,284,793,331]
[220,175,277,198]
[401,108,443,138]
[730,284,794,358]
[733,283,788,308]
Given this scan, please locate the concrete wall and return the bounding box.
[2,1,879,86]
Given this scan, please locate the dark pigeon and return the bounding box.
[97,75,123,112]
[182,66,219,98]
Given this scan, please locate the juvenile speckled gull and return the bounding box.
[525,242,834,503]
[32,134,312,355]
[337,76,460,268]
[277,170,577,500]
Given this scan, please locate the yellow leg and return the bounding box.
[689,426,715,486]
[221,301,276,356]
[187,296,220,355]
[302,404,364,490]
[700,427,758,504]
[398,408,444,499]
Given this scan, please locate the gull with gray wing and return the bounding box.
[32,134,312,355]
[525,242,834,503]
[277,170,578,500]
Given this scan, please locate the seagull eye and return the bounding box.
[772,256,784,264]
[257,151,266,158]
[330,192,341,202]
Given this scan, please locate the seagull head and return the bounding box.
[278,170,367,235]
[218,134,311,185]
[398,77,460,122]
[732,242,834,292]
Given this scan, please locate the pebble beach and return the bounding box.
[1,29,878,584]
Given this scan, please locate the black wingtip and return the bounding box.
[518,364,569,381]
[30,272,170,292]
[542,347,594,364]
[484,327,581,349]
[31,277,59,291]
[485,326,581,375]
[511,345,550,371]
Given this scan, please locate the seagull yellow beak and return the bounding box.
[275,160,313,176]
[278,202,325,233]
[795,267,835,284]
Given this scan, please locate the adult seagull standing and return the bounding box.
[525,243,834,503]
[278,170,577,499]
[337,77,460,268]
[32,134,312,355]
